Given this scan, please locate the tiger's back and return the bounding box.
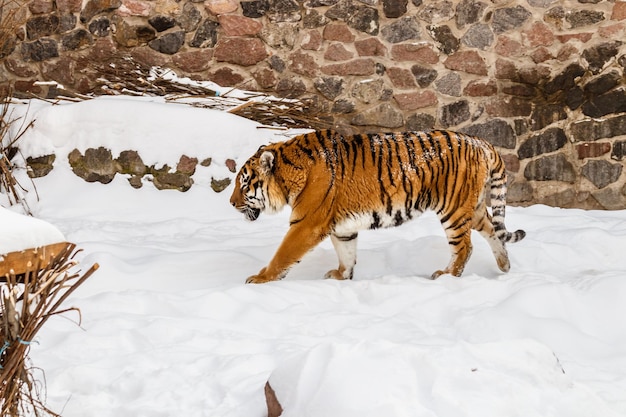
[230,129,525,283]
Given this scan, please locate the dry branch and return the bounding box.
[1,243,99,417]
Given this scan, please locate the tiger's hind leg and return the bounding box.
[473,200,510,273]
[432,213,473,279]
[325,233,358,280]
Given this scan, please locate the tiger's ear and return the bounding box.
[259,150,275,175]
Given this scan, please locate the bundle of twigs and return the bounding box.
[1,243,99,417]
[0,91,35,214]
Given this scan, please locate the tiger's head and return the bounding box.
[230,146,287,221]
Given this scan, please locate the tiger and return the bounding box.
[230,129,525,284]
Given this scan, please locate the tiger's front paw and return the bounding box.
[245,275,277,284]
[324,268,353,280]
[245,267,280,284]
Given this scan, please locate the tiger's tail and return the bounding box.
[489,154,526,244]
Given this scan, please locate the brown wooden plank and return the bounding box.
[0,242,73,277]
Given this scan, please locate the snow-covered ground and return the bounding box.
[3,95,626,417]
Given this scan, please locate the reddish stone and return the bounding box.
[612,1,626,20]
[225,158,237,173]
[131,46,170,67]
[556,44,578,61]
[301,30,322,51]
[390,44,438,64]
[502,83,535,97]
[208,67,245,86]
[42,56,75,86]
[324,43,353,61]
[252,67,277,89]
[530,47,553,63]
[386,67,416,89]
[495,35,521,57]
[321,58,375,76]
[355,37,387,57]
[117,0,152,16]
[501,154,520,173]
[444,50,487,75]
[214,38,267,66]
[463,79,497,96]
[177,155,198,175]
[576,142,611,159]
[485,97,532,117]
[4,58,38,77]
[289,51,318,77]
[14,80,42,95]
[90,37,117,62]
[173,49,213,73]
[204,0,237,15]
[556,33,593,43]
[599,23,625,38]
[322,23,355,42]
[522,21,554,47]
[393,90,437,110]
[218,15,263,36]
[494,58,517,80]
[56,0,82,13]
[29,0,54,14]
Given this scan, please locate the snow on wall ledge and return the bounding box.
[2,0,626,209]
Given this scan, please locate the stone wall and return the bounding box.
[1,0,626,208]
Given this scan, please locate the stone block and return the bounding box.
[455,0,487,28]
[69,147,117,184]
[321,58,376,76]
[21,38,59,62]
[381,17,421,44]
[80,0,122,23]
[289,51,318,77]
[178,3,202,32]
[582,88,626,118]
[524,154,576,183]
[189,20,219,48]
[463,79,497,97]
[406,113,435,131]
[491,6,532,34]
[518,128,567,159]
[26,154,56,178]
[115,150,147,176]
[173,49,213,73]
[570,114,626,142]
[386,67,416,89]
[382,0,407,18]
[461,23,493,50]
[325,0,379,35]
[324,43,353,61]
[576,142,611,159]
[214,38,268,66]
[218,15,263,36]
[582,160,622,189]
[434,72,461,96]
[529,104,567,131]
[314,77,344,100]
[582,41,623,74]
[393,90,437,111]
[443,50,487,75]
[428,25,459,55]
[351,103,404,128]
[241,0,269,18]
[322,23,355,42]
[566,10,605,29]
[354,37,387,56]
[460,118,516,149]
[391,44,438,63]
[612,141,626,160]
[410,64,437,87]
[439,100,470,128]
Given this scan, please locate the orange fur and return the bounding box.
[230,130,525,283]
